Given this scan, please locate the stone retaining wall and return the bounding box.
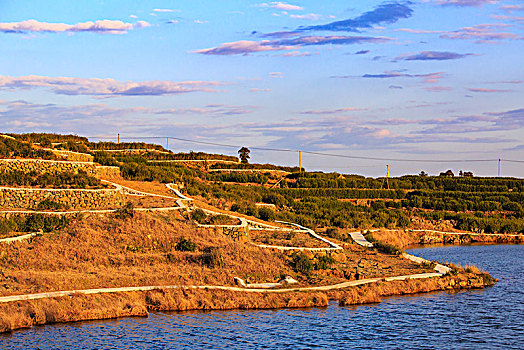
[49,149,94,162]
[0,187,125,210]
[0,159,120,178]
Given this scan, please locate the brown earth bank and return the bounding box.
[0,271,494,333]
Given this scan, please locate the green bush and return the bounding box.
[202,247,224,268]
[190,209,207,224]
[114,202,134,219]
[291,251,313,274]
[315,254,335,270]
[175,237,197,252]
[36,199,64,210]
[258,207,275,221]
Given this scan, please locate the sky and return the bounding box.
[0,0,523,177]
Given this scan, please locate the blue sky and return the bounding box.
[0,0,523,176]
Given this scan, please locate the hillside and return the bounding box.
[0,133,509,332]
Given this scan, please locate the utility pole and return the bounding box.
[386,164,390,190]
[117,133,120,144]
[299,150,302,172]
[498,158,501,177]
[166,137,169,151]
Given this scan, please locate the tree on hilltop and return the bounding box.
[238,147,250,164]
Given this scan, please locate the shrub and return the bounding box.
[36,199,64,211]
[23,214,70,232]
[175,237,197,252]
[93,151,119,166]
[201,247,224,268]
[258,207,275,222]
[190,209,207,224]
[114,202,134,219]
[315,254,335,270]
[291,251,313,274]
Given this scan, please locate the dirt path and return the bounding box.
[0,271,444,304]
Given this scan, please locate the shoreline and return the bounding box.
[0,270,493,333]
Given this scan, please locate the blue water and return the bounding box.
[1,245,523,349]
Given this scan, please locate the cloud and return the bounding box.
[273,35,392,46]
[277,51,314,57]
[397,51,473,61]
[356,71,444,83]
[269,72,283,78]
[257,2,304,11]
[299,2,413,32]
[431,0,499,7]
[468,87,512,93]
[193,40,293,55]
[153,9,176,13]
[0,75,222,97]
[355,49,370,54]
[300,107,364,115]
[289,14,326,21]
[249,88,272,92]
[194,36,391,55]
[500,4,524,13]
[155,104,258,116]
[425,86,453,92]
[440,23,521,42]
[491,14,524,23]
[389,85,404,89]
[0,19,149,34]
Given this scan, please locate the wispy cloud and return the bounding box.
[194,36,391,55]
[500,4,524,13]
[430,0,499,7]
[257,2,304,11]
[299,2,413,32]
[156,104,258,116]
[153,8,177,13]
[300,107,364,115]
[0,75,222,97]
[425,86,454,92]
[0,19,150,34]
[396,51,474,61]
[344,71,445,83]
[440,23,521,43]
[468,87,513,93]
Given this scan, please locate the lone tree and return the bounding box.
[238,147,250,164]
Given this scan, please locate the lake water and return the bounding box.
[2,244,523,349]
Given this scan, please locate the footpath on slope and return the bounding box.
[0,271,444,304]
[349,230,451,275]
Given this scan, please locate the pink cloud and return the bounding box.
[440,23,521,42]
[431,0,499,6]
[0,19,149,34]
[257,2,303,11]
[0,75,221,97]
[468,88,513,93]
[193,40,294,55]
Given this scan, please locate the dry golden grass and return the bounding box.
[371,229,419,249]
[331,272,489,306]
[0,212,294,296]
[0,288,328,333]
[249,230,330,248]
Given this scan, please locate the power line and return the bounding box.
[87,134,519,164]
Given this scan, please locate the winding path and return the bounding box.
[348,230,451,275]
[0,271,444,304]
